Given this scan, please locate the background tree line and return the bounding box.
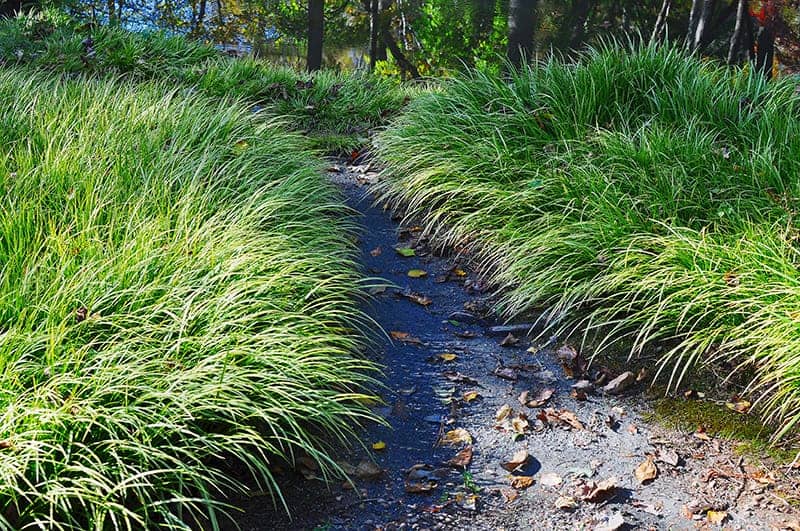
[1,0,798,77]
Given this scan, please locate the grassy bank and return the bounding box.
[375,43,800,441]
[0,68,376,528]
[0,10,409,151]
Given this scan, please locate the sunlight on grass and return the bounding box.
[0,69,378,529]
[376,42,800,442]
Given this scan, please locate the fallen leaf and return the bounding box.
[354,459,383,479]
[500,333,519,347]
[496,404,513,423]
[463,390,481,403]
[525,387,555,408]
[723,271,740,287]
[372,441,386,451]
[511,415,529,435]
[441,428,472,446]
[694,426,712,441]
[540,472,563,486]
[725,398,751,414]
[555,495,578,510]
[493,366,519,381]
[538,408,584,430]
[454,492,477,511]
[390,331,422,345]
[501,449,529,472]
[706,510,728,524]
[370,246,382,256]
[446,446,473,468]
[398,291,432,306]
[577,477,617,503]
[500,488,519,503]
[452,268,467,277]
[438,353,457,362]
[395,247,415,257]
[601,371,636,394]
[443,371,478,385]
[556,344,587,378]
[634,456,658,483]
[510,475,535,489]
[407,269,428,278]
[405,480,437,493]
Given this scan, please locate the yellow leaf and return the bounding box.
[438,353,457,362]
[463,390,481,403]
[407,269,428,278]
[372,441,386,451]
[707,510,728,524]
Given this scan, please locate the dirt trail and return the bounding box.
[232,161,799,531]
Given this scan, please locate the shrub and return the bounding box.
[0,68,377,529]
[375,42,800,440]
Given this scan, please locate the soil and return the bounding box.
[230,161,800,531]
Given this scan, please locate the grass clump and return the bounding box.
[0,10,410,151]
[0,68,377,529]
[375,42,800,442]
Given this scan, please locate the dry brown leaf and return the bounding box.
[370,246,382,257]
[501,449,529,472]
[354,459,383,479]
[500,488,519,504]
[725,398,751,414]
[441,428,472,446]
[500,333,519,347]
[578,477,617,502]
[443,371,478,385]
[511,415,529,435]
[525,387,555,408]
[538,408,584,430]
[554,495,578,510]
[389,331,422,345]
[634,456,658,483]
[405,480,437,493]
[446,446,473,468]
[494,366,519,380]
[694,426,712,441]
[509,475,535,489]
[540,472,563,487]
[496,404,513,423]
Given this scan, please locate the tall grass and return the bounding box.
[0,68,377,529]
[375,43,800,441]
[0,10,410,151]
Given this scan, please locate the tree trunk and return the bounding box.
[755,25,775,78]
[194,0,207,36]
[692,0,717,51]
[0,0,22,17]
[687,0,703,45]
[307,0,324,71]
[650,0,672,44]
[369,0,379,70]
[383,30,419,78]
[107,0,117,24]
[507,0,537,68]
[726,0,747,64]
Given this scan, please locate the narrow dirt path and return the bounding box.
[232,161,800,531]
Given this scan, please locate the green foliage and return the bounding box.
[375,42,800,441]
[0,68,378,529]
[0,12,410,151]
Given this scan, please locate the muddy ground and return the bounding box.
[230,161,800,531]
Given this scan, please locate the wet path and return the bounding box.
[231,162,799,531]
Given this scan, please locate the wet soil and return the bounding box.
[230,162,800,531]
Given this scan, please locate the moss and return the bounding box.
[646,398,798,464]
